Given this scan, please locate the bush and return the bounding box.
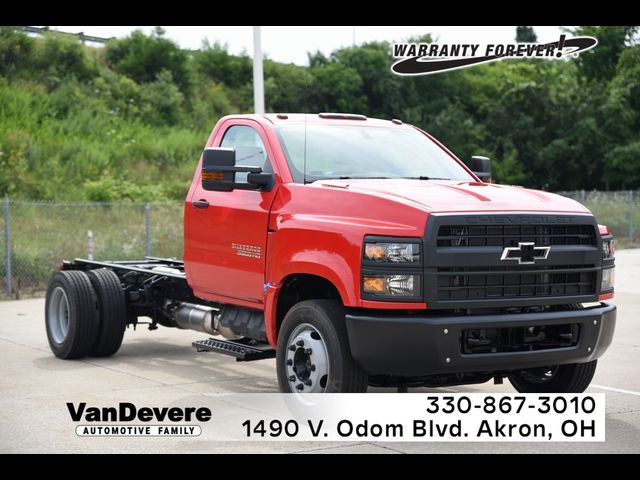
[105,27,191,93]
[32,32,97,86]
[0,27,35,76]
[194,40,252,89]
[1,26,639,202]
[0,129,33,197]
[93,69,141,119]
[140,70,184,125]
[84,176,165,202]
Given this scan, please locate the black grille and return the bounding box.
[425,214,602,308]
[437,224,597,248]
[437,266,597,301]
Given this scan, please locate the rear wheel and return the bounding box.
[277,300,368,393]
[87,269,127,357]
[45,271,99,359]
[508,360,597,393]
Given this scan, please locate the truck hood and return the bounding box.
[314,179,590,214]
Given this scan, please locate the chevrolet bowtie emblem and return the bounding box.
[500,242,550,265]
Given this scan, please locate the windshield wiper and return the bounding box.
[318,176,448,181]
[336,176,392,180]
[404,176,451,181]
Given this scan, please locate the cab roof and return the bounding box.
[233,113,410,128]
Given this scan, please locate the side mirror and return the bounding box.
[471,156,492,182]
[201,147,274,192]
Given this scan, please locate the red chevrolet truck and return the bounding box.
[45,113,617,394]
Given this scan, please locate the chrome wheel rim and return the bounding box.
[285,323,330,393]
[48,286,70,345]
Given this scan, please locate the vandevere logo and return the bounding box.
[391,35,598,76]
[68,402,212,437]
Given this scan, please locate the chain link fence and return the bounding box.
[1,199,183,299]
[557,190,639,246]
[0,191,638,300]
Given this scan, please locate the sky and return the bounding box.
[45,26,564,65]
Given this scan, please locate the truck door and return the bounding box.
[186,121,277,306]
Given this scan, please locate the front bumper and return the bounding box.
[345,303,616,376]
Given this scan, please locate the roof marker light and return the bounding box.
[318,113,367,121]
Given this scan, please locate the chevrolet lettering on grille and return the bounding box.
[500,242,550,265]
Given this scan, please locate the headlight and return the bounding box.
[362,237,422,300]
[363,274,421,297]
[602,238,615,259]
[364,242,420,263]
[601,268,615,291]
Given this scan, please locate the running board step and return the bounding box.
[192,337,276,362]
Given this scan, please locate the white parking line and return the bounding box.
[591,384,640,397]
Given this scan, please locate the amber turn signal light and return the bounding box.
[363,276,386,293]
[202,171,224,181]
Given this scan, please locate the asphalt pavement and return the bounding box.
[1,250,639,453]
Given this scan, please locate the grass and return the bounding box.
[0,80,208,202]
[0,201,184,298]
[558,191,640,247]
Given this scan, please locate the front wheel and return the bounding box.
[508,360,597,393]
[276,300,368,393]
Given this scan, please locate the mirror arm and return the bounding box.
[231,183,261,191]
[203,165,262,174]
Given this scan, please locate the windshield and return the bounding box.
[277,124,475,183]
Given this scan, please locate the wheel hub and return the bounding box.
[285,324,329,393]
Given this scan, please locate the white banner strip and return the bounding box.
[68,394,604,442]
[208,393,604,442]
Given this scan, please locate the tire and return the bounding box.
[508,360,598,393]
[276,300,368,393]
[45,271,99,359]
[86,269,127,357]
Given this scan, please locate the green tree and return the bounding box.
[493,145,528,185]
[106,28,191,93]
[571,26,638,82]
[264,60,311,112]
[426,103,486,163]
[601,45,640,187]
[516,26,537,43]
[603,142,640,189]
[308,59,367,113]
[330,42,404,117]
[193,40,252,89]
[1,24,640,201]
[604,45,640,139]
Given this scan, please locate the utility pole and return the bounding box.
[252,26,265,114]
[3,198,11,296]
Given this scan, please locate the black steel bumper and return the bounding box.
[345,303,616,376]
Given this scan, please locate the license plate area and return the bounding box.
[461,324,580,354]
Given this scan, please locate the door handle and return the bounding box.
[192,200,209,209]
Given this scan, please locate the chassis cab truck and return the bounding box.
[45,113,617,393]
